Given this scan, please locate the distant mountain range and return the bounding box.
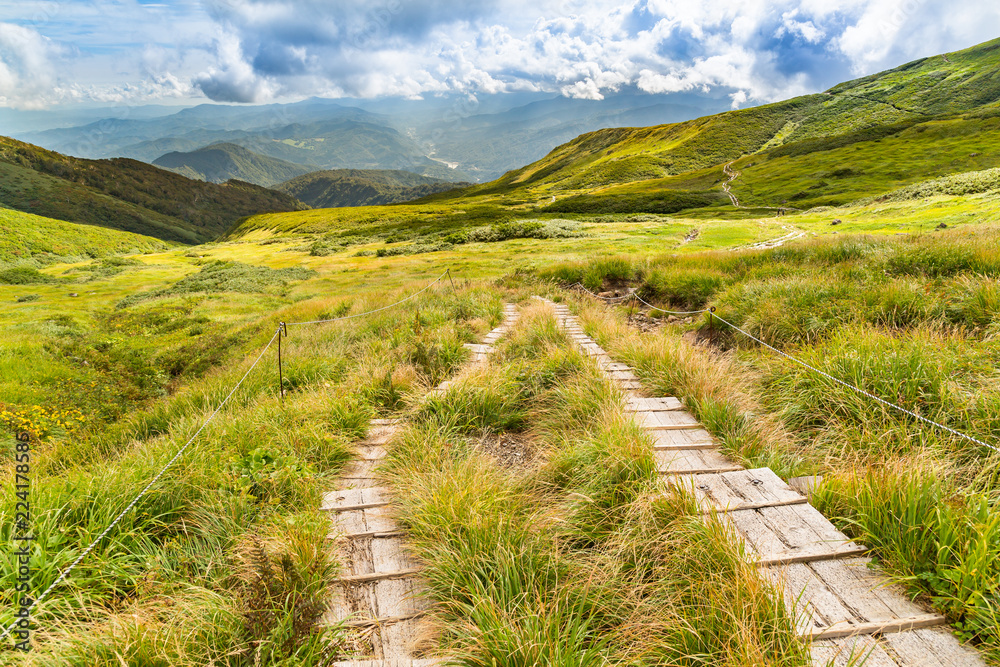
[0,136,305,244]
[15,91,730,183]
[153,143,313,187]
[275,169,468,208]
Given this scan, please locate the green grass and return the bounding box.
[2,39,1000,661]
[0,136,306,244]
[0,207,169,268]
[544,225,1000,663]
[383,301,806,666]
[0,276,505,664]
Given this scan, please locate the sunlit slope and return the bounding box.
[229,37,1000,234]
[441,37,1000,206]
[0,206,170,267]
[0,136,307,244]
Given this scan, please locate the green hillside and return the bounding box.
[153,143,314,187]
[0,206,169,267]
[429,37,1000,214]
[275,169,468,208]
[0,136,308,244]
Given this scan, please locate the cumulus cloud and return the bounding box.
[0,22,60,109]
[2,0,999,109]
[195,31,277,102]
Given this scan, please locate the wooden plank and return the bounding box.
[339,568,422,584]
[463,343,492,354]
[880,627,987,666]
[655,448,742,475]
[326,572,428,625]
[337,612,425,628]
[650,428,715,448]
[725,503,866,566]
[362,426,398,446]
[806,614,946,641]
[341,460,379,479]
[332,658,441,667]
[770,558,931,637]
[333,506,398,536]
[328,530,405,541]
[322,487,391,512]
[668,468,805,513]
[603,362,632,372]
[357,445,388,461]
[625,396,683,412]
[811,634,901,667]
[634,410,701,430]
[609,370,640,381]
[338,536,420,578]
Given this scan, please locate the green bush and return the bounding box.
[0,266,57,285]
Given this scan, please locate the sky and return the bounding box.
[0,0,998,110]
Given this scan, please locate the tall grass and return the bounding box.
[383,301,807,666]
[0,284,503,664]
[542,229,1000,662]
[814,466,1000,661]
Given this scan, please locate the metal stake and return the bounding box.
[278,322,286,400]
[447,268,457,293]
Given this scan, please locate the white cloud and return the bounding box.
[0,22,60,109]
[1,0,997,109]
[194,31,277,102]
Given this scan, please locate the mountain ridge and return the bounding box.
[153,143,314,187]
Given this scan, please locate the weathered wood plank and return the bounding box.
[357,445,388,461]
[880,627,986,666]
[669,468,805,513]
[811,634,900,667]
[725,503,866,566]
[332,658,441,667]
[771,558,936,637]
[328,530,405,540]
[339,568,422,584]
[333,506,398,536]
[325,576,428,628]
[603,362,632,372]
[322,487,390,511]
[649,428,715,448]
[806,614,946,641]
[337,536,421,577]
[341,459,379,480]
[625,396,683,412]
[634,410,701,430]
[654,448,742,474]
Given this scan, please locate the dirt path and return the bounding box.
[721,161,805,249]
[543,298,985,667]
[321,305,519,666]
[723,161,742,207]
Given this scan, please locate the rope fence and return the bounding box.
[571,284,1000,456]
[1,269,456,644]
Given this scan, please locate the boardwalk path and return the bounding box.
[320,304,519,667]
[544,298,983,667]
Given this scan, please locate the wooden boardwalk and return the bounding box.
[320,305,520,666]
[547,299,984,667]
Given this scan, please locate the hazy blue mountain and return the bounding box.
[15,90,729,182]
[152,143,315,187]
[275,169,468,208]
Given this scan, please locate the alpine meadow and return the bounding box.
[1,7,999,667]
